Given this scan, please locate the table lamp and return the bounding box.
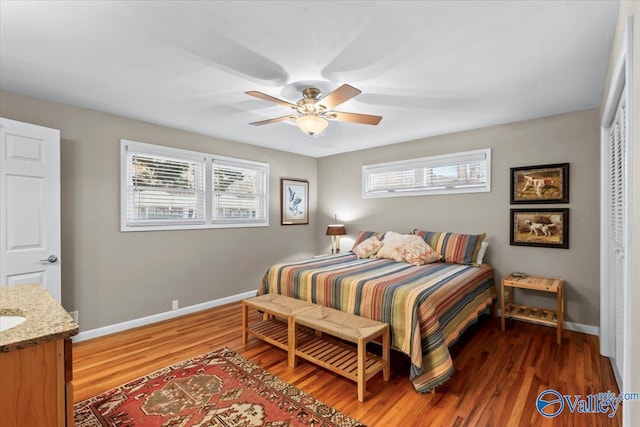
[326,215,347,254]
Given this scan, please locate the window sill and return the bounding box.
[120,222,269,232]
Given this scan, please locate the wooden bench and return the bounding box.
[242,294,390,402]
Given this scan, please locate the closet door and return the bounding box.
[607,90,627,380]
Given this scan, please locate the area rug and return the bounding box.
[74,347,364,427]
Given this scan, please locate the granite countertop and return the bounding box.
[0,284,79,352]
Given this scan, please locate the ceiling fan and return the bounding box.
[245,84,382,136]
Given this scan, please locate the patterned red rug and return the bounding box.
[74,347,364,426]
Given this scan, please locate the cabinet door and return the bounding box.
[65,339,74,426]
[0,340,65,426]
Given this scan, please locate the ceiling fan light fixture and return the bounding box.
[246,84,382,134]
[296,115,328,137]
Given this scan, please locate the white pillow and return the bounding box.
[475,241,489,264]
[381,231,403,242]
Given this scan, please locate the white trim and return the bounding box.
[564,321,599,337]
[621,18,634,412]
[611,359,623,394]
[72,290,256,343]
[76,300,601,344]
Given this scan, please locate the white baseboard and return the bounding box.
[72,290,256,343]
[496,309,599,336]
[564,321,599,336]
[76,297,601,343]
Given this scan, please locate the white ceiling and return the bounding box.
[0,1,619,158]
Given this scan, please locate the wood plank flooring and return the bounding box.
[72,301,621,426]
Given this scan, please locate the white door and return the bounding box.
[0,118,61,303]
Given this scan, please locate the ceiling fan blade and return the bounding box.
[318,84,361,110]
[249,115,293,126]
[328,111,382,125]
[245,91,297,109]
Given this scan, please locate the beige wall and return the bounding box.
[0,90,318,331]
[601,0,640,414]
[0,96,607,331]
[318,109,601,327]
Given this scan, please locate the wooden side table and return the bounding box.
[500,274,564,344]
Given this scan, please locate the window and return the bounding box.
[362,148,491,198]
[124,149,205,226]
[212,158,267,224]
[121,140,269,231]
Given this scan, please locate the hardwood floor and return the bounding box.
[73,301,621,426]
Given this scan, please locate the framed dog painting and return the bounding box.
[281,178,309,225]
[510,208,569,249]
[510,163,569,204]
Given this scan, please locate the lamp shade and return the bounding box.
[326,225,347,236]
[296,115,328,136]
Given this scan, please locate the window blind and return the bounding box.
[125,149,205,226]
[213,159,267,223]
[363,149,491,198]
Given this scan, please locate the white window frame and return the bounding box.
[212,157,268,226]
[362,148,491,198]
[120,140,269,231]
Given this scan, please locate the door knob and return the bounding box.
[40,255,58,263]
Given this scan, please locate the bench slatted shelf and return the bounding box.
[294,330,387,385]
[242,294,390,402]
[246,318,290,350]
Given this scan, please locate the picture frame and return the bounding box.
[510,208,569,249]
[510,163,569,204]
[280,178,309,225]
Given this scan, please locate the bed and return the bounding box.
[258,235,496,393]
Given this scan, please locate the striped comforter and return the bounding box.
[258,253,495,392]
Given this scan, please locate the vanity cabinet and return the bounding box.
[0,338,74,427]
[0,284,78,426]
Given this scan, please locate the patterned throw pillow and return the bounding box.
[394,239,442,266]
[412,229,486,266]
[375,233,420,261]
[352,236,383,259]
[352,231,385,248]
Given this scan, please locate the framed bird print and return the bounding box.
[281,178,309,225]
